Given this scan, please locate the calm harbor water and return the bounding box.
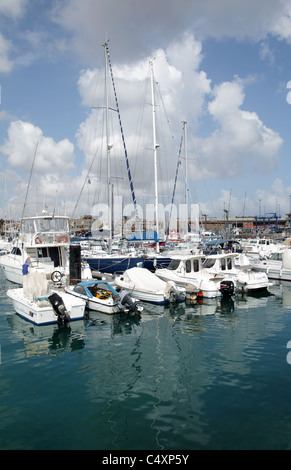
[1,270,291,451]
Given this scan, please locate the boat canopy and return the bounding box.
[73,280,119,297]
[21,216,69,235]
[127,231,158,242]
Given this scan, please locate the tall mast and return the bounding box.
[103,41,112,252]
[182,120,188,235]
[149,60,160,253]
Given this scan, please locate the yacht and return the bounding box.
[0,212,91,285]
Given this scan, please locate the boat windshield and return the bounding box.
[22,217,69,234]
[202,258,216,269]
[270,253,282,261]
[167,259,180,270]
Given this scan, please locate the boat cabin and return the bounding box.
[166,256,205,275]
[202,254,236,274]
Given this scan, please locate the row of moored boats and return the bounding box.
[1,213,291,325]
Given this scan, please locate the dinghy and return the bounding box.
[65,280,142,314]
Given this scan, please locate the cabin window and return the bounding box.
[221,258,226,270]
[203,258,215,269]
[11,247,21,256]
[227,258,232,269]
[186,260,191,273]
[193,259,200,272]
[168,259,180,270]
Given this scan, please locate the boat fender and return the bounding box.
[57,235,69,243]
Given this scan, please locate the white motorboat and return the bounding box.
[65,280,142,314]
[252,248,291,281]
[240,237,285,260]
[202,253,271,292]
[155,254,235,299]
[0,212,92,285]
[7,272,86,325]
[114,267,187,304]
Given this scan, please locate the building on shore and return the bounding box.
[2,213,288,239]
[68,213,290,239]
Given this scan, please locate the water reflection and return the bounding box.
[6,314,86,358]
[2,275,291,449]
[4,283,284,362]
[85,309,143,336]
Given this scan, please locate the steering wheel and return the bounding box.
[51,271,63,283]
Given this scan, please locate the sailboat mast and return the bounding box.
[182,120,188,234]
[149,60,160,253]
[103,42,112,252]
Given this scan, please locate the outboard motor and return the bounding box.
[118,290,141,313]
[48,293,71,324]
[169,286,186,303]
[219,280,235,297]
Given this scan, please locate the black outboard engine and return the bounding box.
[48,293,71,324]
[219,280,235,297]
[118,290,140,313]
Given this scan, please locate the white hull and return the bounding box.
[156,270,221,299]
[252,251,291,282]
[7,288,85,325]
[116,286,168,304]
[221,271,271,292]
[0,260,24,284]
[253,265,291,282]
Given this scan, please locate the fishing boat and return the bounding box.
[0,212,92,285]
[114,267,187,304]
[65,280,142,314]
[6,272,86,325]
[155,254,233,299]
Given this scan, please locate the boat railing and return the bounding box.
[21,232,70,245]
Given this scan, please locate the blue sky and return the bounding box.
[1,0,291,223]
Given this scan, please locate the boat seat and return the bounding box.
[35,296,49,301]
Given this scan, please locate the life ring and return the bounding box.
[57,235,69,243]
[35,237,42,244]
[226,249,231,254]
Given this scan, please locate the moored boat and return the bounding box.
[0,212,92,285]
[115,267,187,304]
[252,248,291,281]
[155,254,233,299]
[202,253,272,292]
[65,280,142,314]
[7,272,86,325]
